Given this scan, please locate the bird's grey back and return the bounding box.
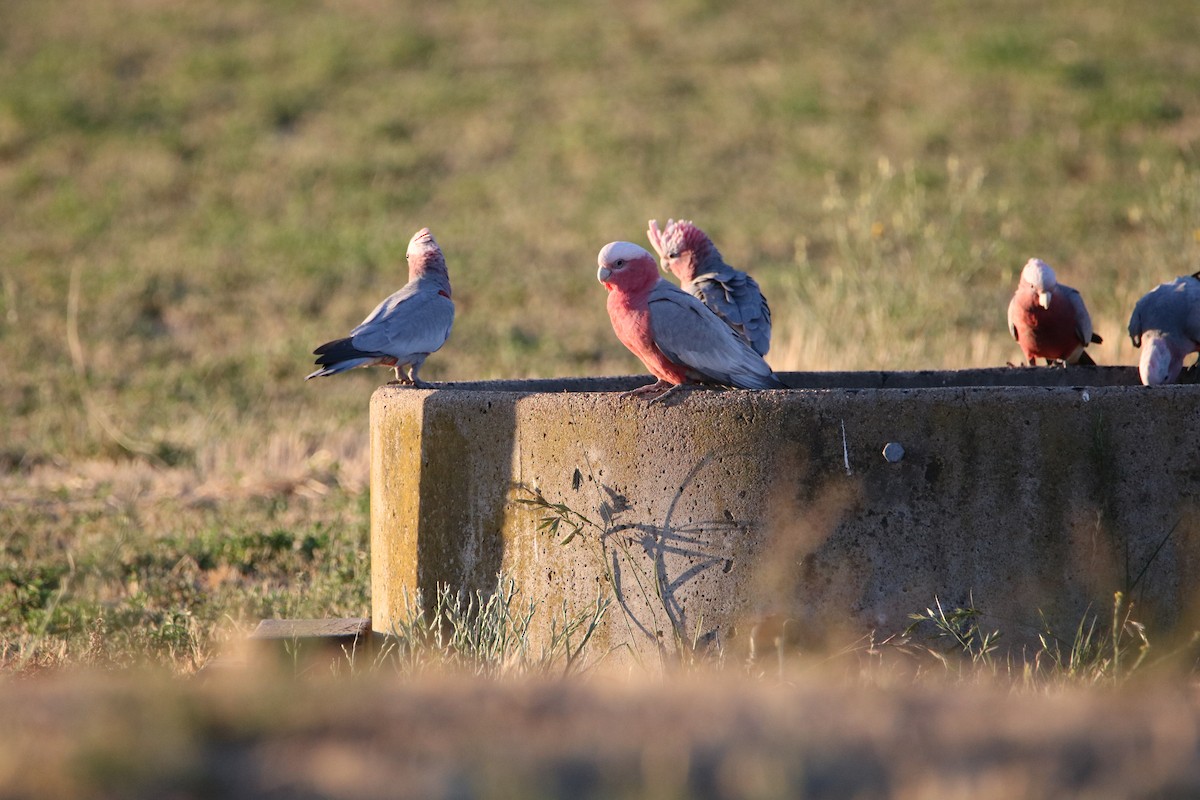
[1130,276,1200,341]
[350,276,455,356]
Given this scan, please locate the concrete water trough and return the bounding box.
[369,368,1200,660]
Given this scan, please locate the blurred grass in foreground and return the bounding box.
[2,669,1200,799]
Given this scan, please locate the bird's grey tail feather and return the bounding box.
[305,356,377,380]
[312,336,377,360]
[1076,350,1097,366]
[307,337,383,380]
[1090,332,1103,344]
[311,337,387,365]
[736,371,787,390]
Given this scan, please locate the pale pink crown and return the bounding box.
[647,218,713,260]
[407,227,440,258]
[405,226,449,284]
[1021,258,1058,292]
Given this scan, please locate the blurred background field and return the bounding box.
[2,0,1200,792]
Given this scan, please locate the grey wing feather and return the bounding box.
[1130,276,1200,346]
[691,271,772,356]
[350,283,454,357]
[648,281,781,389]
[1183,277,1200,343]
[1060,284,1095,344]
[1128,298,1145,346]
[1006,293,1021,341]
[352,281,420,334]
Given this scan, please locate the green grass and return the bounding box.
[3,0,1200,675]
[2,487,370,672]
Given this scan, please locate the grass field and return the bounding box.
[3,0,1200,795]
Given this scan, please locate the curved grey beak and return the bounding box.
[597,265,612,283]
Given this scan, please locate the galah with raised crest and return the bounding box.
[647,218,772,356]
[1128,273,1200,385]
[1007,258,1102,366]
[597,241,785,402]
[306,227,454,387]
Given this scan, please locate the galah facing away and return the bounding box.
[1007,258,1102,366]
[306,227,454,387]
[1128,273,1200,385]
[597,241,785,401]
[646,219,772,356]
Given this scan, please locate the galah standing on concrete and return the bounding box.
[1128,273,1200,385]
[646,219,772,356]
[597,241,785,401]
[1007,258,1102,366]
[306,227,454,387]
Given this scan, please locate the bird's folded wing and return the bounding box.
[1006,294,1022,341]
[351,289,454,355]
[648,283,770,385]
[694,272,772,353]
[1062,285,1095,344]
[1183,278,1200,344]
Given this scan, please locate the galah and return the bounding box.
[597,241,785,401]
[646,219,772,356]
[306,227,454,387]
[1128,273,1200,385]
[1007,258,1102,366]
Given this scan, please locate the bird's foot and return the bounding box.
[647,383,693,406]
[620,381,668,398]
[620,380,679,401]
[395,365,433,388]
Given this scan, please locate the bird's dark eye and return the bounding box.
[667,250,680,259]
[615,259,625,267]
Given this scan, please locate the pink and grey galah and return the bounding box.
[1128,272,1200,385]
[306,227,454,387]
[646,219,772,356]
[597,241,785,401]
[1007,258,1102,366]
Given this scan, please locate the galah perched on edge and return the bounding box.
[1007,258,1102,366]
[306,227,454,387]
[646,219,772,356]
[1128,272,1200,385]
[597,241,786,402]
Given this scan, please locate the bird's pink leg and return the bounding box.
[646,382,694,405]
[396,364,432,388]
[384,358,414,386]
[620,379,676,399]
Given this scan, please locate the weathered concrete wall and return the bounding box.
[370,368,1200,661]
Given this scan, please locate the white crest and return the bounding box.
[1022,258,1057,291]
[598,241,653,267]
[407,227,440,257]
